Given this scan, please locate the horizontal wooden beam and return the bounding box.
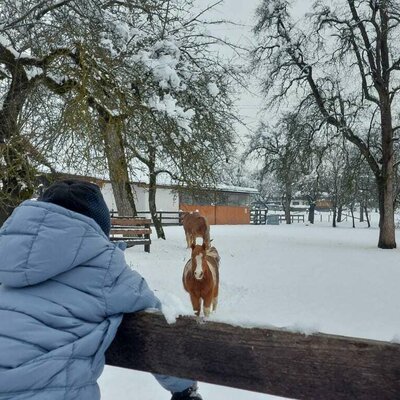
[110,229,151,235]
[105,312,400,400]
[111,217,151,225]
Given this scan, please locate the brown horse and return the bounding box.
[182,243,220,317]
[182,212,210,248]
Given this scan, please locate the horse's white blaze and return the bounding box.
[194,254,203,279]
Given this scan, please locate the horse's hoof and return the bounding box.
[196,316,206,324]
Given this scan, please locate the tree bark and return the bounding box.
[148,146,165,239]
[308,202,315,224]
[100,115,137,217]
[365,203,371,228]
[350,204,355,228]
[332,206,337,228]
[376,96,396,248]
[283,183,292,224]
[337,205,343,223]
[375,4,396,248]
[359,205,364,222]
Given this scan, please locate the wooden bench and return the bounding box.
[110,217,152,252]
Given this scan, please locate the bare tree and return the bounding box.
[247,112,314,224]
[252,0,400,248]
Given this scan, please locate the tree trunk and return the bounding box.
[332,205,337,228]
[101,116,137,217]
[308,202,315,224]
[283,184,292,224]
[377,176,395,247]
[148,146,165,239]
[365,204,371,228]
[350,204,355,228]
[337,205,343,223]
[376,94,396,248]
[376,5,396,248]
[359,205,364,222]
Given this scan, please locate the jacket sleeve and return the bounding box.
[104,263,161,315]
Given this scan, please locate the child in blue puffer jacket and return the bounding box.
[0,179,202,400]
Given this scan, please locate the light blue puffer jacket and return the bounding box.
[0,200,194,399]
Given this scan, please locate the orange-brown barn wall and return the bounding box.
[180,204,250,225]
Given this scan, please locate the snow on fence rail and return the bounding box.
[105,312,400,400]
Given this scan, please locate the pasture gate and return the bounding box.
[106,312,400,400]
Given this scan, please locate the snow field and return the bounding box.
[100,220,400,399]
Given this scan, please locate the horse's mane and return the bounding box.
[206,247,220,262]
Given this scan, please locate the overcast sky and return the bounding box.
[205,0,314,146]
[210,0,264,143]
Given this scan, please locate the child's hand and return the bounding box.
[171,384,203,400]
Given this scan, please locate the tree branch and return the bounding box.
[2,0,73,30]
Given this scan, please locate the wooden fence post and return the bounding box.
[105,312,400,400]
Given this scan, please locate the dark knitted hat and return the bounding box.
[39,179,110,236]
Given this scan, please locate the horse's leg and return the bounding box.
[190,293,201,316]
[203,294,213,317]
[212,296,218,312]
[212,280,219,311]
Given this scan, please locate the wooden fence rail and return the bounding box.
[111,210,184,226]
[278,214,305,223]
[105,312,400,400]
[136,211,184,226]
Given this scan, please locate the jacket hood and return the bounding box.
[0,200,113,287]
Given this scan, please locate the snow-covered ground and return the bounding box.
[100,217,400,399]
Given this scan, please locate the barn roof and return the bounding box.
[42,172,258,195]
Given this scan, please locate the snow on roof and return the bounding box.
[42,170,258,194]
[214,184,259,194]
[135,181,259,194]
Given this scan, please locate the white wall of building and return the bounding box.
[101,182,179,215]
[290,199,308,207]
[133,186,148,211]
[101,183,117,212]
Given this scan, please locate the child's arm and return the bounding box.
[104,264,161,315]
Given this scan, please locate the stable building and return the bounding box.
[39,173,258,225]
[179,185,258,225]
[103,181,257,225]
